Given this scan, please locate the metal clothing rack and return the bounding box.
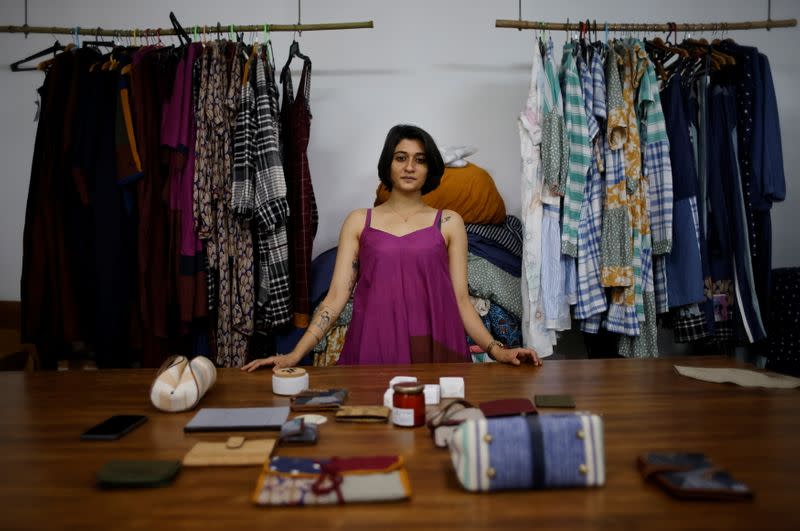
[495,18,796,32]
[0,21,374,38]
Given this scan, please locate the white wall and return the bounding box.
[0,0,798,300]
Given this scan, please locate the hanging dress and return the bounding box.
[338,209,470,364]
[281,54,319,329]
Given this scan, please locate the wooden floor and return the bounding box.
[0,356,797,530]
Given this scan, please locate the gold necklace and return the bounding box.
[386,203,426,223]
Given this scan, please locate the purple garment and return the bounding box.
[162,43,203,257]
[339,209,470,365]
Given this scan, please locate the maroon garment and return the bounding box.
[129,48,174,365]
[280,59,318,328]
[21,51,81,358]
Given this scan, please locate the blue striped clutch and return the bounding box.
[449,413,605,491]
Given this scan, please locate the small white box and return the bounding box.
[383,388,394,409]
[423,384,441,405]
[439,377,465,399]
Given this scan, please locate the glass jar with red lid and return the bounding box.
[392,382,425,427]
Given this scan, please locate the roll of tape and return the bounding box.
[272,367,310,396]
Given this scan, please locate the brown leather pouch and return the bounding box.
[335,406,390,423]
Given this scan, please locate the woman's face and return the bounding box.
[390,138,428,193]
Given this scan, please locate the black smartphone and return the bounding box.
[80,415,148,441]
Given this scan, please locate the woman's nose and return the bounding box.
[405,159,416,171]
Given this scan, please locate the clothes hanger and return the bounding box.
[169,11,192,45]
[281,34,310,81]
[11,39,66,71]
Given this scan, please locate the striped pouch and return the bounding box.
[449,413,605,491]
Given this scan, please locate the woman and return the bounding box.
[243,124,541,370]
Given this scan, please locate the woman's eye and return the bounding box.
[415,157,427,165]
[394,155,407,162]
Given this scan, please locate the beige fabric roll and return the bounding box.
[150,356,217,412]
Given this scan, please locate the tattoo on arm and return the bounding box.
[347,258,360,293]
[311,305,334,336]
[442,215,452,224]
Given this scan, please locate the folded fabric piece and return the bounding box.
[253,456,411,505]
[439,145,478,167]
[674,366,800,389]
[467,253,522,319]
[483,303,522,347]
[375,163,506,224]
[291,388,349,411]
[183,437,276,466]
[465,215,523,258]
[637,452,753,501]
[312,325,348,366]
[450,413,605,491]
[150,355,217,412]
[335,406,391,423]
[468,233,522,277]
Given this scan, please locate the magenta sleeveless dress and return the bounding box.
[338,209,470,364]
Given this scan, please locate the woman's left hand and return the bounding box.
[492,346,542,366]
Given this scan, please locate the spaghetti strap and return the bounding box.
[365,208,372,228]
[434,209,443,228]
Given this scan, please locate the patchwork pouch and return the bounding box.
[291,388,349,411]
[637,452,753,501]
[252,455,411,506]
[280,418,319,445]
[449,413,605,491]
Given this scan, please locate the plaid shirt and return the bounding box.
[559,43,591,258]
[235,48,292,331]
[575,51,608,321]
[540,37,568,205]
[640,56,674,315]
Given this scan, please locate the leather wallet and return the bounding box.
[534,394,576,408]
[280,418,319,444]
[450,413,605,491]
[335,406,390,423]
[253,455,411,505]
[183,436,276,466]
[637,452,753,501]
[479,398,537,417]
[96,460,182,488]
[426,399,485,448]
[290,388,348,411]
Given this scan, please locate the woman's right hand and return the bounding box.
[241,352,303,372]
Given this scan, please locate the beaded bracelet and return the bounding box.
[485,340,505,357]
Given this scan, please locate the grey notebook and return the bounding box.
[183,407,290,433]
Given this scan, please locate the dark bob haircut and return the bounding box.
[377,124,445,195]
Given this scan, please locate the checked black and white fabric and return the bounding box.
[232,46,292,331]
[465,215,524,258]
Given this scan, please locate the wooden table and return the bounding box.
[0,357,798,530]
